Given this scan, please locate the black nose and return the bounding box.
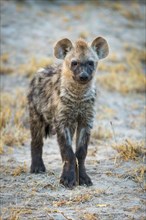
[79,73,89,81]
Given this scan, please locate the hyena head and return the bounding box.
[54,37,109,85]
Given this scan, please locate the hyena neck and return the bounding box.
[60,69,96,101]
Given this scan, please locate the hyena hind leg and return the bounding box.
[29,109,46,174]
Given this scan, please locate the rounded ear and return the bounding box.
[54,38,73,59]
[91,37,109,59]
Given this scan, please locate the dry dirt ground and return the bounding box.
[0,0,146,219]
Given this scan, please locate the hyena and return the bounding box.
[27,37,109,188]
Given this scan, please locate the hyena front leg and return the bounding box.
[29,108,46,173]
[57,127,76,188]
[76,126,92,186]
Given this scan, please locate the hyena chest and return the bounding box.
[43,88,95,131]
[55,96,95,129]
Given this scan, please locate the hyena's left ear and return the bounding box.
[54,38,73,59]
[91,37,109,59]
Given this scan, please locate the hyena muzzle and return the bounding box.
[27,37,109,188]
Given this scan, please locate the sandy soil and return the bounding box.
[0,0,146,219]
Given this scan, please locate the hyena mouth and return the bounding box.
[73,76,92,85]
[79,80,90,85]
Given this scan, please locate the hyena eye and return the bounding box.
[71,60,78,67]
[87,60,94,67]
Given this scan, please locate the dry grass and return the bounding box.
[19,56,53,77]
[62,4,85,13]
[0,91,29,153]
[2,207,32,220]
[0,66,14,75]
[12,162,27,176]
[0,91,27,128]
[97,71,145,93]
[82,213,98,220]
[108,53,119,63]
[91,125,112,140]
[1,126,29,148]
[112,139,146,161]
[0,140,4,154]
[108,1,143,21]
[62,16,70,22]
[125,205,143,214]
[97,46,146,93]
[53,194,92,207]
[0,93,13,153]
[132,166,146,184]
[79,31,89,39]
[120,7,143,21]
[0,53,15,75]
[53,189,104,207]
[99,63,128,73]
[119,166,146,190]
[0,53,9,63]
[106,165,146,187]
[96,106,117,120]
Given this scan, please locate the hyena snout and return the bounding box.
[73,71,92,84]
[79,72,90,82]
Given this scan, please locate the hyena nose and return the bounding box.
[79,73,89,81]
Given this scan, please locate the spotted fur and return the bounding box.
[28,37,109,188]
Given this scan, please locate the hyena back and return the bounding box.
[27,37,109,188]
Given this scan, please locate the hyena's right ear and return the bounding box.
[54,38,73,59]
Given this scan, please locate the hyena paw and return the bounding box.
[30,158,46,174]
[79,172,93,186]
[60,166,76,188]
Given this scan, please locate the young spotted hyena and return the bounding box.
[28,37,109,188]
